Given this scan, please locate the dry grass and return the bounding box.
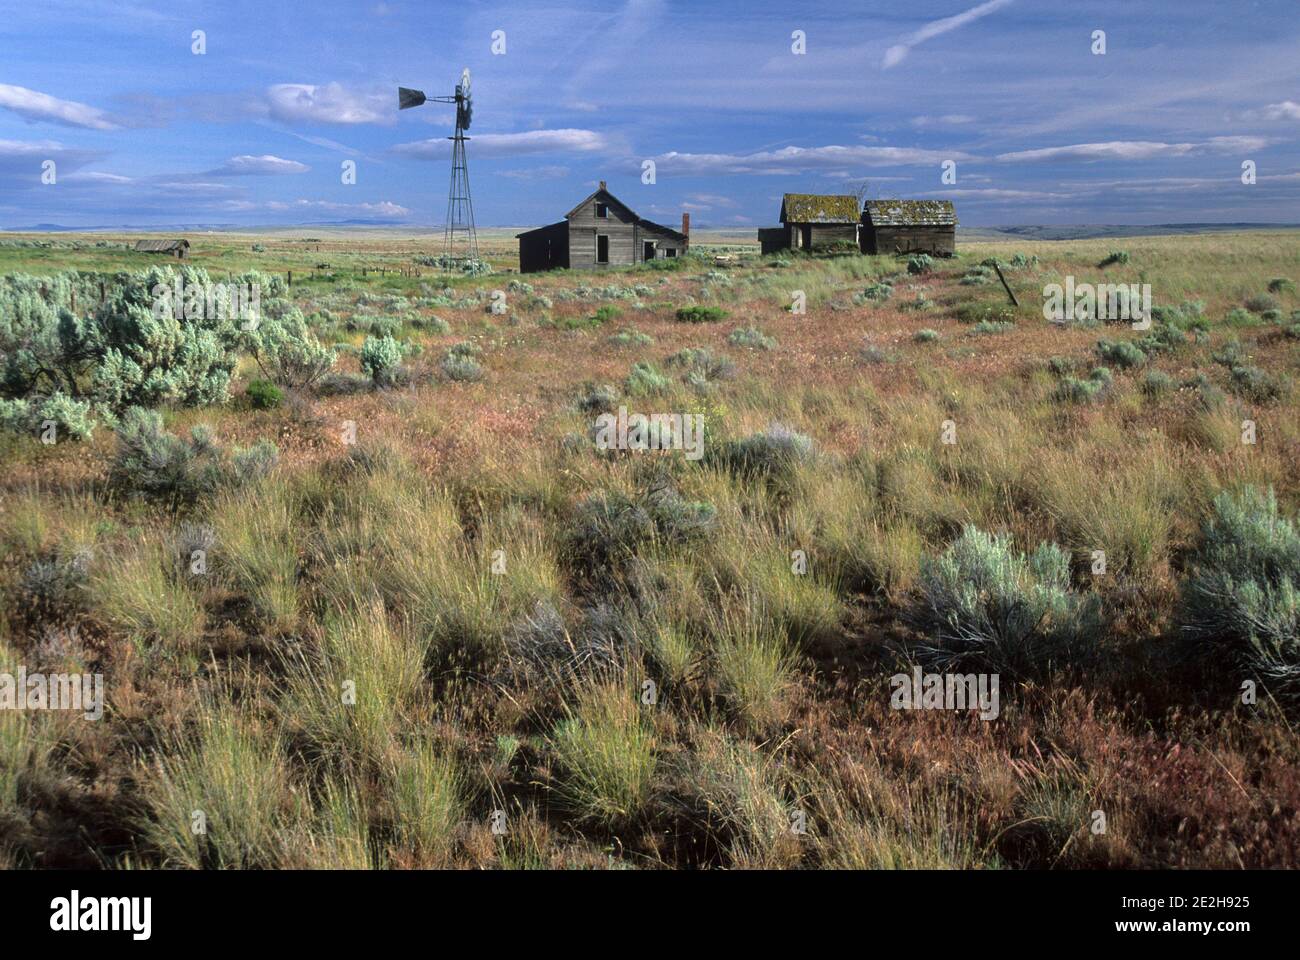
[2,229,1299,868]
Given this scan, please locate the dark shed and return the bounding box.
[133,238,190,259]
[861,200,957,256]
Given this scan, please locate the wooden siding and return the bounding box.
[517,220,569,274]
[864,225,956,257]
[568,195,639,268]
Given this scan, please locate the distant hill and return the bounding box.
[959,223,1300,241]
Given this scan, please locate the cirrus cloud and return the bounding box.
[996,136,1271,163]
[649,144,975,176]
[393,128,609,159]
[0,83,119,130]
[265,83,390,125]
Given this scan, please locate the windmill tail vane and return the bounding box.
[398,68,477,264]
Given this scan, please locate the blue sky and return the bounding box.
[1,0,1297,229]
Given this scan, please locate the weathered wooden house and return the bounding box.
[760,194,861,253]
[133,238,190,259]
[860,200,956,256]
[517,182,689,273]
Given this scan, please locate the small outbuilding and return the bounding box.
[774,194,861,252]
[860,200,956,256]
[517,181,689,273]
[133,238,190,259]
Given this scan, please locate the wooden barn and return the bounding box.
[757,194,861,253]
[861,200,956,256]
[517,181,689,273]
[133,238,190,259]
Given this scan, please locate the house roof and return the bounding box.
[780,194,859,224]
[515,186,688,242]
[565,186,637,221]
[638,218,687,242]
[863,200,957,227]
[133,239,190,251]
[516,220,567,239]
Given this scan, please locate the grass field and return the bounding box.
[2,227,1299,869]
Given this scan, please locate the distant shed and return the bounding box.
[778,193,860,251]
[133,238,190,259]
[861,201,956,256]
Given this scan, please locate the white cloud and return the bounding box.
[0,138,106,180]
[500,165,569,180]
[882,0,1015,70]
[211,154,309,176]
[996,136,1270,163]
[0,83,119,130]
[394,128,609,159]
[1252,101,1300,121]
[651,144,975,176]
[911,114,976,128]
[265,83,390,125]
[222,198,410,218]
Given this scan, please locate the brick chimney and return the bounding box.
[598,180,607,191]
[681,212,690,240]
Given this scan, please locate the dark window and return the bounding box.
[596,202,608,218]
[665,247,677,258]
[643,241,656,261]
[597,235,609,263]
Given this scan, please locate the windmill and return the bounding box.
[398,68,478,262]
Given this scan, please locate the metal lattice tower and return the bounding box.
[398,68,478,263]
[443,96,478,261]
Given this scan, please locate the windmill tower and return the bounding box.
[398,68,478,262]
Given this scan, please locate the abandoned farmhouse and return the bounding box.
[517,182,689,273]
[759,194,957,257]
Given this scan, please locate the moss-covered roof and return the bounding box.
[864,200,957,227]
[780,193,860,224]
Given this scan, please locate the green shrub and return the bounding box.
[1267,278,1294,295]
[912,526,1102,674]
[1095,338,1147,369]
[577,382,619,414]
[0,266,252,426]
[859,281,894,302]
[109,408,276,509]
[913,329,941,343]
[1141,369,1176,398]
[666,347,735,383]
[907,254,933,275]
[243,306,335,390]
[1179,487,1300,702]
[675,306,728,324]
[1245,294,1281,314]
[609,328,653,348]
[441,352,484,382]
[245,379,284,410]
[0,393,95,441]
[714,423,815,479]
[359,335,402,386]
[1098,250,1130,267]
[972,320,1013,335]
[564,487,716,582]
[728,327,777,350]
[625,361,669,397]
[1229,364,1282,404]
[1223,307,1259,328]
[1054,367,1112,404]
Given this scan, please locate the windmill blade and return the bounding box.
[460,93,473,130]
[398,86,426,110]
[460,68,471,99]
